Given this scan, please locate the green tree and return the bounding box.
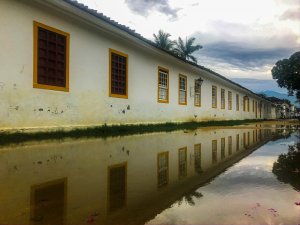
[273,142,300,191]
[271,51,300,100]
[153,29,175,51]
[173,37,203,63]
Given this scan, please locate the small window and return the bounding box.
[243,132,246,148]
[33,22,69,92]
[108,163,127,212]
[212,140,217,164]
[157,152,169,187]
[236,94,239,111]
[243,96,249,112]
[221,138,225,160]
[228,136,232,155]
[228,91,232,110]
[179,75,187,105]
[109,49,128,98]
[236,134,240,151]
[221,89,225,109]
[253,100,255,112]
[178,147,187,179]
[248,99,250,112]
[158,67,169,103]
[194,144,202,173]
[212,86,217,108]
[194,79,201,107]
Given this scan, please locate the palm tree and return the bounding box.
[173,37,202,63]
[153,30,175,51]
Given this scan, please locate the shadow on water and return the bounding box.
[273,130,300,191]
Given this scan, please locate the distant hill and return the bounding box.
[258,90,299,106]
[231,78,299,106]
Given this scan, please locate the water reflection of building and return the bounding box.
[0,127,282,225]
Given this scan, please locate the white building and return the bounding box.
[0,0,276,131]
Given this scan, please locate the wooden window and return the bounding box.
[157,152,169,187]
[243,96,249,112]
[221,89,225,109]
[109,49,128,98]
[212,86,217,108]
[212,140,217,164]
[108,163,127,212]
[221,138,225,160]
[236,134,240,151]
[253,130,255,143]
[228,136,232,155]
[194,144,202,173]
[255,101,258,118]
[179,75,187,105]
[194,79,201,107]
[253,100,255,112]
[228,91,232,110]
[33,22,69,92]
[248,132,250,145]
[178,147,187,179]
[236,94,239,111]
[30,178,66,225]
[248,98,250,112]
[243,132,246,148]
[158,67,169,103]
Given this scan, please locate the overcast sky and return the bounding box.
[78,0,299,81]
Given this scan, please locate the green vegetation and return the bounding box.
[173,37,203,63]
[153,29,176,51]
[153,30,202,63]
[1,119,265,146]
[273,140,300,191]
[272,51,300,101]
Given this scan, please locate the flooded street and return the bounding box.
[0,123,299,225]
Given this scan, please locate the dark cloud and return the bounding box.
[191,21,298,71]
[124,0,180,20]
[197,41,294,70]
[280,8,300,21]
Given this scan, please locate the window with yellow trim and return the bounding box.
[221,89,225,109]
[108,163,127,212]
[157,152,169,187]
[236,134,240,151]
[228,136,232,155]
[194,79,201,107]
[194,144,202,173]
[109,49,128,98]
[212,140,217,164]
[178,147,187,179]
[212,86,217,108]
[236,94,239,111]
[243,96,249,112]
[158,67,169,103]
[33,21,69,92]
[179,75,187,105]
[221,137,225,160]
[228,91,232,110]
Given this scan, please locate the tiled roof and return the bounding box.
[63,0,272,103]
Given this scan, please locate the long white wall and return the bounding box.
[0,0,275,130]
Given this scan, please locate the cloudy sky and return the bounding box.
[78,0,299,84]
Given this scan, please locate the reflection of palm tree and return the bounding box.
[178,191,203,206]
[272,142,300,191]
[153,30,175,51]
[173,37,202,63]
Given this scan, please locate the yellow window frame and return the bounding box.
[33,21,70,92]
